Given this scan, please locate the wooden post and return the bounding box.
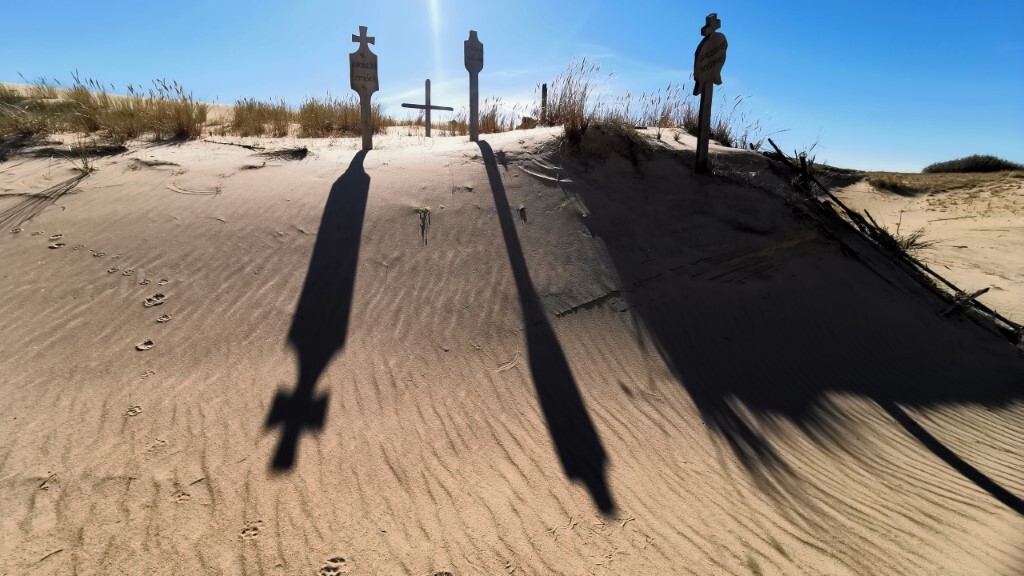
[349,25,379,151]
[425,79,432,137]
[464,30,484,141]
[541,83,548,126]
[692,14,728,174]
[695,81,714,172]
[401,79,454,138]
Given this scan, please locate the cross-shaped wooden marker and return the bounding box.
[349,25,379,150]
[401,79,454,137]
[352,25,374,50]
[692,13,728,173]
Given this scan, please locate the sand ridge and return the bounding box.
[0,128,1021,575]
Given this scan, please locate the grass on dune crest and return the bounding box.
[866,170,1024,196]
[1,75,207,142]
[231,98,291,137]
[4,59,777,151]
[296,94,394,138]
[539,58,769,152]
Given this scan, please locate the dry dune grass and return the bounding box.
[230,98,291,137]
[541,58,767,150]
[866,170,1024,196]
[5,56,770,149]
[295,94,393,138]
[0,77,207,141]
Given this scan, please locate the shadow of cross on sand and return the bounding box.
[266,151,370,470]
[477,140,614,513]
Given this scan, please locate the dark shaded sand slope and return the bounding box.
[0,129,1021,575]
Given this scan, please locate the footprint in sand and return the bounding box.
[158,279,169,286]
[31,231,43,236]
[239,520,263,541]
[10,228,22,233]
[139,278,151,285]
[92,251,106,258]
[122,269,135,276]
[49,233,63,240]
[171,490,192,504]
[143,293,166,307]
[141,369,156,379]
[125,405,143,417]
[135,339,154,351]
[73,244,85,250]
[319,557,348,575]
[144,438,167,453]
[107,266,119,274]
[157,314,172,323]
[48,243,65,249]
[112,253,122,259]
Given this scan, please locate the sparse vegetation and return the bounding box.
[479,97,520,134]
[296,94,392,138]
[710,95,765,150]
[231,98,291,137]
[0,76,207,142]
[875,212,936,254]
[543,58,601,146]
[866,170,1023,196]
[889,227,936,253]
[922,154,1023,174]
[541,58,767,153]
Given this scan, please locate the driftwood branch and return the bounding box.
[940,288,991,317]
[203,140,265,151]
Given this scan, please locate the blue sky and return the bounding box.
[3,0,1022,171]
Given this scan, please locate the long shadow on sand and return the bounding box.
[266,151,370,470]
[478,140,614,513]
[569,149,1024,515]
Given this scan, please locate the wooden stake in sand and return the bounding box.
[350,25,379,151]
[693,13,728,173]
[464,30,484,142]
[541,83,548,126]
[401,80,454,138]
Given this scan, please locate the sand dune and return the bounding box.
[1,129,1021,575]
[836,177,1024,325]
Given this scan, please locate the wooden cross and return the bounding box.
[401,79,454,137]
[352,25,374,50]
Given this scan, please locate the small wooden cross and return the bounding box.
[701,13,721,35]
[352,25,375,50]
[401,79,454,137]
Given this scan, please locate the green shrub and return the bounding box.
[922,155,1023,173]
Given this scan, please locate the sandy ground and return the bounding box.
[1,128,1022,575]
[835,177,1024,324]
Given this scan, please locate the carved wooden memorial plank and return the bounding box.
[464,30,484,142]
[349,25,379,151]
[693,13,727,173]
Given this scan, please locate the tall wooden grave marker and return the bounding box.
[693,13,728,173]
[464,30,484,142]
[401,79,454,137]
[350,25,379,151]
